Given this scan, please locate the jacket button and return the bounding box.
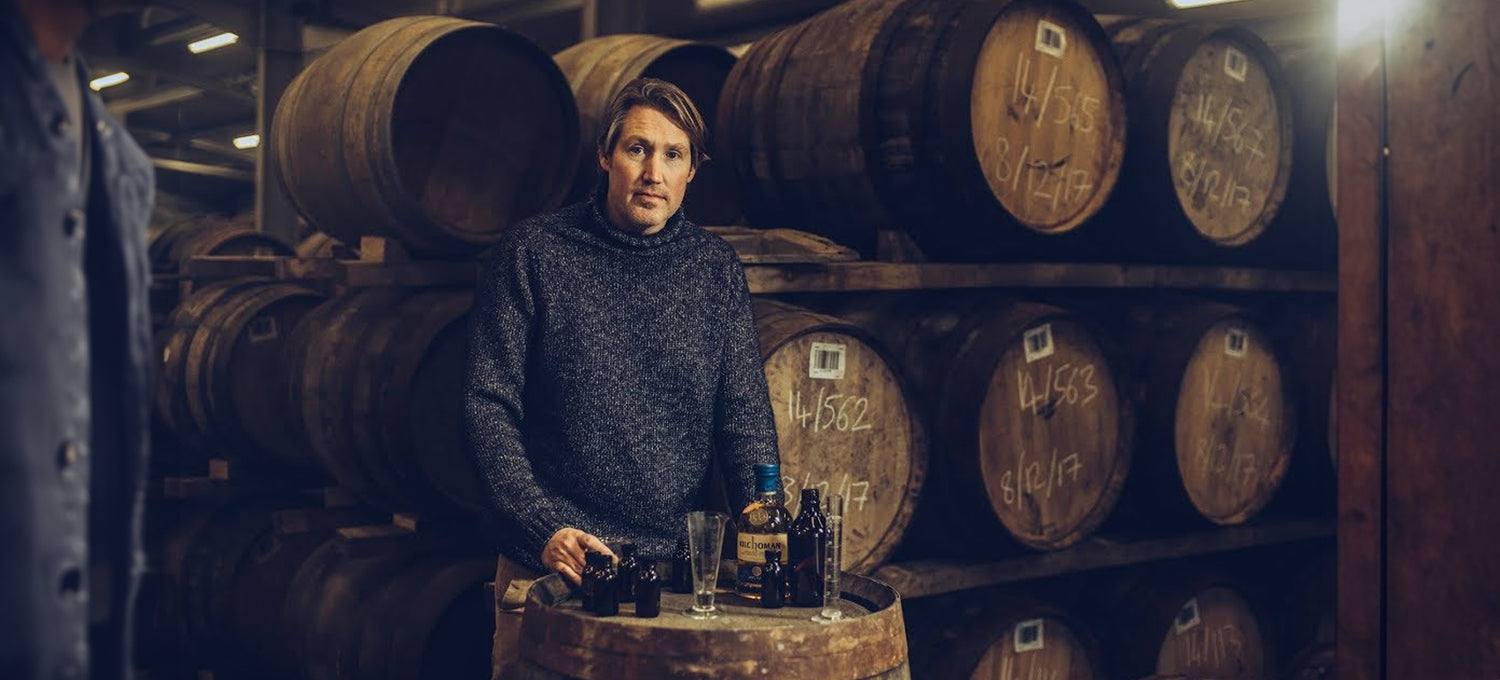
[64,209,85,239]
[52,114,71,136]
[58,440,81,471]
[95,120,112,140]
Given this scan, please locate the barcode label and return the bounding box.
[248,317,279,342]
[1023,324,1055,363]
[809,342,846,380]
[1014,618,1046,652]
[1174,598,1202,634]
[1035,20,1067,58]
[1224,47,1248,81]
[1225,327,1249,358]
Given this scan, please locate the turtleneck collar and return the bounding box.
[582,182,693,251]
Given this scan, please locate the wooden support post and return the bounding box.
[255,0,303,244]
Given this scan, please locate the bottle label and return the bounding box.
[736,533,789,588]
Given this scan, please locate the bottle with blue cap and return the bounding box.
[735,462,791,599]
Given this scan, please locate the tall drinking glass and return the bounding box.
[813,494,845,624]
[683,511,727,619]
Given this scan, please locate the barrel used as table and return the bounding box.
[517,572,910,680]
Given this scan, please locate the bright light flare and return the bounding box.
[1338,0,1410,46]
[89,72,129,91]
[1168,0,1250,7]
[188,32,239,54]
[233,134,260,150]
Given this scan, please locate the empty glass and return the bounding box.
[812,494,845,624]
[683,511,727,620]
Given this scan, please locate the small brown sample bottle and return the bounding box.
[759,549,785,609]
[594,557,620,617]
[617,543,641,603]
[670,536,693,594]
[634,562,661,618]
[580,550,606,611]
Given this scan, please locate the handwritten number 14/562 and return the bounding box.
[787,386,873,433]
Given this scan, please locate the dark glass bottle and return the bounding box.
[759,549,785,608]
[616,543,641,603]
[670,536,693,594]
[594,558,620,617]
[735,463,791,599]
[580,550,606,611]
[789,488,829,607]
[634,562,662,618]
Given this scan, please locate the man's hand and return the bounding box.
[541,528,613,586]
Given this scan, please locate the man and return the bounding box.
[1,1,154,678]
[465,78,778,676]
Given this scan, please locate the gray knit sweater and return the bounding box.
[464,194,779,572]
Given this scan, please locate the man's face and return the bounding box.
[599,106,696,235]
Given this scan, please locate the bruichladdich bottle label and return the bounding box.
[736,532,789,588]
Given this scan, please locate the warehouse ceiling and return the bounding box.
[73,0,1332,213]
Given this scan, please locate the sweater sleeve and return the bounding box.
[465,236,618,568]
[713,260,781,513]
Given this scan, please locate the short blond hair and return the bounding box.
[597,78,710,169]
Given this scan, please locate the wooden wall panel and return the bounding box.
[1383,1,1500,677]
[1334,24,1385,680]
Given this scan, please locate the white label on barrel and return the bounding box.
[1035,20,1067,58]
[248,316,279,342]
[1175,598,1203,634]
[809,342,846,380]
[1015,619,1046,652]
[1224,47,1249,82]
[1225,327,1249,358]
[1023,324,1055,363]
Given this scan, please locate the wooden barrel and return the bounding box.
[516,572,910,679]
[273,16,579,257]
[284,542,495,680]
[752,300,927,572]
[1095,571,1276,680]
[288,288,485,513]
[148,215,295,273]
[176,281,328,467]
[553,34,741,225]
[907,593,1105,680]
[1130,302,1297,524]
[1098,17,1294,254]
[163,495,328,676]
[718,0,1126,259]
[155,278,275,457]
[1250,47,1336,269]
[841,296,1132,552]
[295,231,359,259]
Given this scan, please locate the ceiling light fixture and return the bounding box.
[233,134,261,150]
[1168,0,1250,7]
[89,72,130,91]
[188,32,239,54]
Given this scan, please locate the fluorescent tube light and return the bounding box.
[188,32,239,54]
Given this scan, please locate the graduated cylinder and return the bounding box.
[718,0,1126,259]
[752,299,927,572]
[841,296,1133,552]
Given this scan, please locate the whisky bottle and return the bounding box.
[788,488,828,607]
[736,463,791,599]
